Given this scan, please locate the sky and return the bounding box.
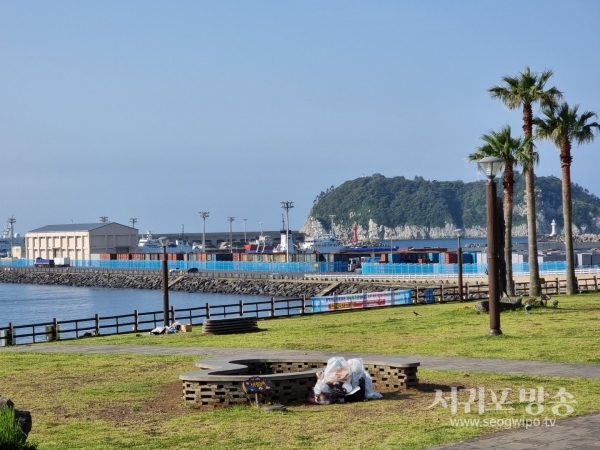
[1,0,599,235]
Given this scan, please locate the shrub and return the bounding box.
[0,407,36,450]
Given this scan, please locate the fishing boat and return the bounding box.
[137,230,196,253]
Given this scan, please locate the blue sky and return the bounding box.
[1,0,599,235]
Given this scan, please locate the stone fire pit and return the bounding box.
[180,356,419,408]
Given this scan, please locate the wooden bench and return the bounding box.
[202,316,258,334]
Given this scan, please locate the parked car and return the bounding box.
[168,268,180,274]
[187,268,199,273]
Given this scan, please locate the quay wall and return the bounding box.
[0,269,418,298]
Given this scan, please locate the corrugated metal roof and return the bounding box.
[28,223,117,233]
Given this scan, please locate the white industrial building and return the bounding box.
[26,223,138,260]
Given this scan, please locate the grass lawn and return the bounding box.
[3,292,599,449]
[1,352,599,450]
[58,292,600,364]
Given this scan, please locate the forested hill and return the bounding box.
[306,173,600,239]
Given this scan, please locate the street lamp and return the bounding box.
[227,217,235,253]
[199,212,209,252]
[455,228,463,301]
[158,236,170,327]
[477,156,505,336]
[8,216,16,257]
[243,219,247,243]
[281,201,294,263]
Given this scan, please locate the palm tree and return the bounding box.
[469,125,535,296]
[488,67,562,296]
[534,102,600,295]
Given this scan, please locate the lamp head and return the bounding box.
[455,228,463,237]
[477,156,505,180]
[158,236,169,247]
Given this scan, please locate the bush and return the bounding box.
[0,407,36,450]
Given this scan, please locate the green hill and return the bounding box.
[307,173,600,239]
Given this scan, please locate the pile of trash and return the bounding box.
[149,321,183,335]
[308,357,382,405]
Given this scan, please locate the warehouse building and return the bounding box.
[26,222,139,260]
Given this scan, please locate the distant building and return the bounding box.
[26,223,138,260]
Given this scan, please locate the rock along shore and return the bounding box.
[0,270,418,298]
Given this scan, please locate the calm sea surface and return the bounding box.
[0,284,269,328]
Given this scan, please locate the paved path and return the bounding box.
[3,344,600,449]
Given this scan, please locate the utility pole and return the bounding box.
[130,218,137,229]
[7,216,16,257]
[227,217,235,253]
[199,212,209,252]
[99,216,108,223]
[281,201,294,263]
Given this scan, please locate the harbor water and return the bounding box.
[0,283,270,328]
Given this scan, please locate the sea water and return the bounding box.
[0,283,269,328]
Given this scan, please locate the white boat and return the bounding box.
[137,230,196,253]
[299,219,347,253]
[299,233,348,253]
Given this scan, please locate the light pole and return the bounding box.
[130,218,137,229]
[8,216,16,257]
[158,236,170,327]
[455,228,463,301]
[199,212,209,252]
[227,217,235,253]
[243,219,247,243]
[99,216,108,223]
[477,156,505,336]
[281,201,294,263]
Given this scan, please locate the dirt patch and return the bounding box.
[93,381,197,426]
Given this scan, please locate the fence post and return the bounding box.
[170,306,175,325]
[440,283,444,302]
[555,278,559,295]
[95,313,100,336]
[53,317,59,341]
[595,276,598,291]
[465,282,470,300]
[416,286,419,304]
[270,297,275,317]
[302,294,306,315]
[133,310,139,332]
[206,303,210,320]
[239,300,243,317]
[7,322,14,346]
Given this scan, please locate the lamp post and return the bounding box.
[281,201,294,263]
[455,228,463,301]
[227,217,235,253]
[199,212,209,252]
[477,156,505,336]
[243,219,247,243]
[8,216,16,257]
[158,236,170,327]
[130,218,137,229]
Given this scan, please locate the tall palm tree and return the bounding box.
[534,102,600,295]
[469,125,535,296]
[488,67,562,296]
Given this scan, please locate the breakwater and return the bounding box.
[0,270,410,298]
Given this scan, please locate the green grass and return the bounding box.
[1,352,599,450]
[4,292,600,449]
[60,292,600,364]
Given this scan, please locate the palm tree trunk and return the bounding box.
[503,164,515,296]
[561,139,576,294]
[523,103,541,296]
